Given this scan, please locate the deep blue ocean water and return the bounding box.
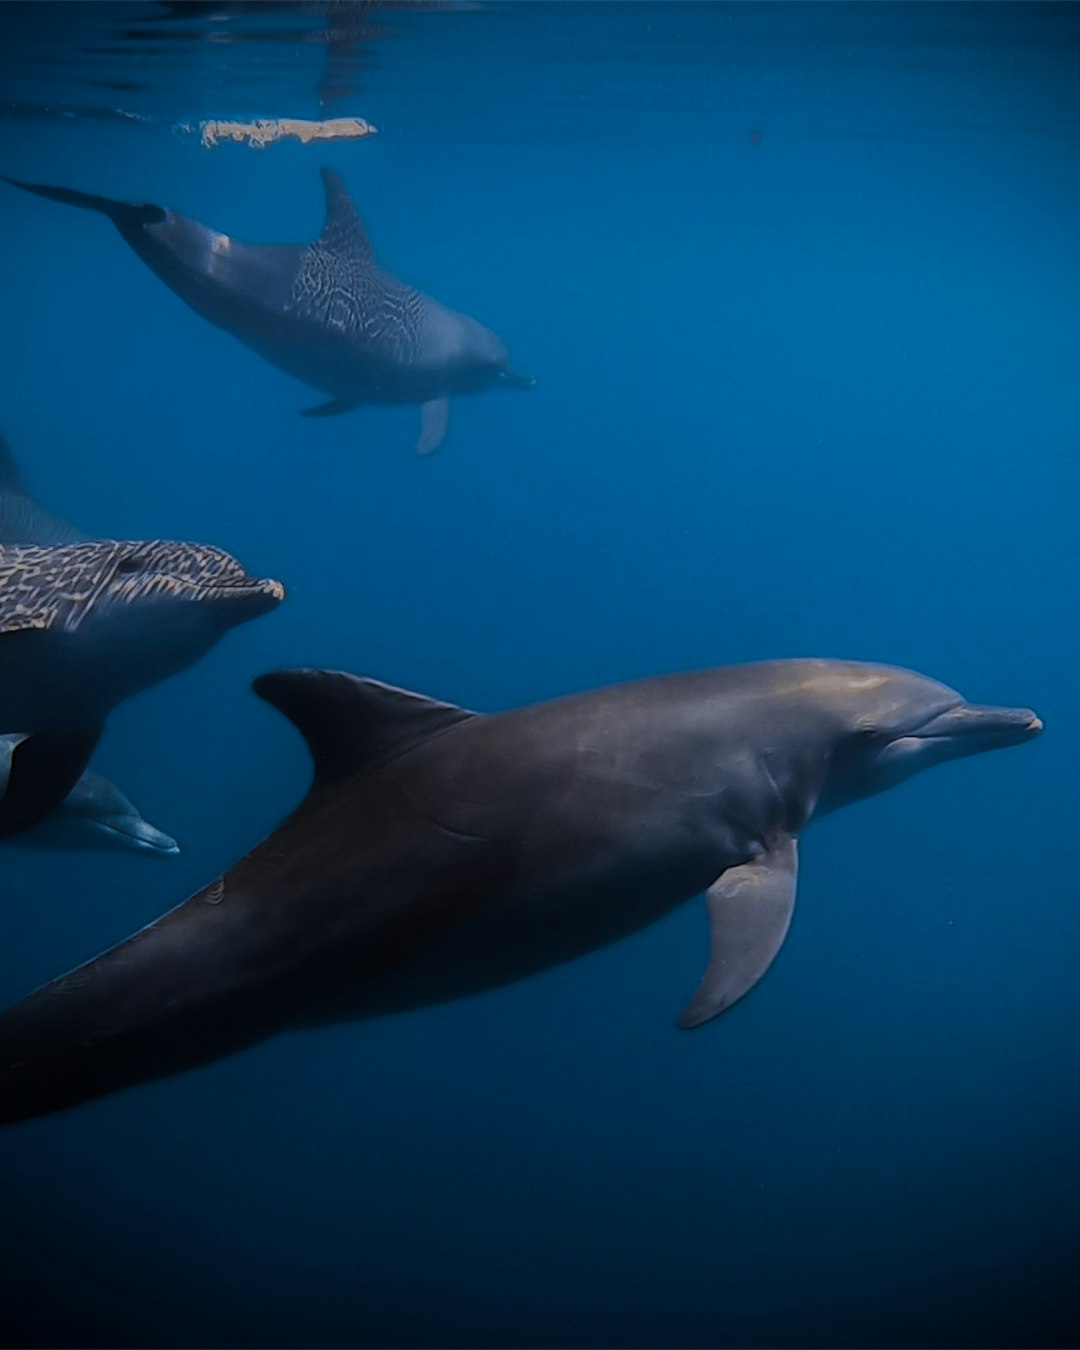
[0,3,1078,1346]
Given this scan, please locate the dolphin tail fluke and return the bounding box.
[2,176,166,231]
[0,881,288,1126]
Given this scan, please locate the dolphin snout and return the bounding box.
[923,703,1043,747]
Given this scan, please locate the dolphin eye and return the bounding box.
[115,556,143,575]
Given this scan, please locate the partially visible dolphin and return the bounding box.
[0,735,178,856]
[3,169,534,454]
[0,538,284,842]
[0,434,86,546]
[0,658,1040,1125]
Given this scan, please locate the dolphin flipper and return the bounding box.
[678,837,799,1028]
[417,397,449,455]
[0,724,104,842]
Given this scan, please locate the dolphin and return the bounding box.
[0,434,86,546]
[0,538,283,842]
[3,169,534,454]
[0,658,1040,1125]
[0,433,180,855]
[0,736,178,856]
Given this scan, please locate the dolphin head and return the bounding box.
[58,770,180,856]
[446,313,535,394]
[79,539,284,626]
[808,662,1042,814]
[28,539,286,701]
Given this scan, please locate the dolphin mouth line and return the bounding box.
[212,578,285,602]
[906,705,1042,743]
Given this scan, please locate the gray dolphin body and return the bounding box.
[0,658,1040,1125]
[4,169,533,454]
[0,537,283,842]
[0,437,178,855]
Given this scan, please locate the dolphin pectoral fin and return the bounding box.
[417,397,449,455]
[300,397,359,418]
[0,724,104,842]
[677,837,799,1029]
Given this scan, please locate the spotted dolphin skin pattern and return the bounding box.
[0,539,282,635]
[0,536,284,842]
[3,169,534,454]
[0,658,1040,1124]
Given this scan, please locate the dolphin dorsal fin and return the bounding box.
[317,167,375,264]
[253,668,476,788]
[0,435,28,496]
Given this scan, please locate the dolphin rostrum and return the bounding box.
[3,169,534,454]
[0,659,1040,1124]
[0,538,284,842]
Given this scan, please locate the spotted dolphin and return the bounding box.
[0,434,252,855]
[0,658,1040,1124]
[0,434,86,546]
[0,538,283,842]
[3,169,534,454]
[1,435,177,853]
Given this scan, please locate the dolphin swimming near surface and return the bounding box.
[0,658,1040,1125]
[3,168,534,454]
[0,538,284,843]
[0,735,178,856]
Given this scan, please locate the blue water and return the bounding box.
[0,3,1078,1346]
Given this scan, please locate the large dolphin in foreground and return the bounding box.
[0,658,1040,1125]
[3,168,534,454]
